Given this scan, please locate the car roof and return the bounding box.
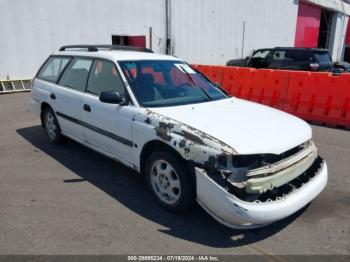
[51,50,183,62]
[273,47,329,52]
[254,47,329,52]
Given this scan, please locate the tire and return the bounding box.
[145,150,195,212]
[43,107,64,145]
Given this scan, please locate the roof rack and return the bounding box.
[59,45,153,53]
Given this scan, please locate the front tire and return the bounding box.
[43,107,64,145]
[145,150,195,212]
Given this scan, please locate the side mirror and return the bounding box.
[99,91,126,105]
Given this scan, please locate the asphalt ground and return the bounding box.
[0,92,349,255]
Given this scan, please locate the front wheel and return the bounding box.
[145,150,195,212]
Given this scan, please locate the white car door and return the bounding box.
[55,57,94,142]
[81,59,135,164]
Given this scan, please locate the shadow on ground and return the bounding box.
[17,125,307,248]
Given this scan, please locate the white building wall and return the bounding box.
[0,0,166,79]
[329,12,349,61]
[170,0,299,65]
[0,0,301,79]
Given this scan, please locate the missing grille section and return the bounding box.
[229,156,324,203]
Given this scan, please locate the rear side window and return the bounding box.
[37,57,71,82]
[86,60,125,96]
[284,50,311,62]
[59,58,93,92]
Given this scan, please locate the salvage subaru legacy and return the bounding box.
[31,45,327,228]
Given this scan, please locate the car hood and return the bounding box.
[148,98,312,155]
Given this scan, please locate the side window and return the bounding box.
[59,58,93,92]
[273,51,286,60]
[86,60,125,96]
[37,57,71,82]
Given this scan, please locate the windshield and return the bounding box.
[119,60,228,107]
[252,50,271,58]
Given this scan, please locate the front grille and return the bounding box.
[242,156,324,203]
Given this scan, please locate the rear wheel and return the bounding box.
[145,150,195,212]
[43,107,64,144]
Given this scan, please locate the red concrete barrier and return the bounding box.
[285,71,350,128]
[195,65,225,84]
[221,67,289,110]
[221,67,252,98]
[246,69,289,110]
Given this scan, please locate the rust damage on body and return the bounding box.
[144,117,152,125]
[154,122,174,142]
[146,110,236,173]
[173,130,206,146]
[153,120,233,162]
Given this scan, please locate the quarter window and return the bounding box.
[86,60,125,96]
[59,58,93,92]
[37,57,71,82]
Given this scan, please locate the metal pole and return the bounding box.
[149,26,153,51]
[241,21,246,58]
[165,0,171,54]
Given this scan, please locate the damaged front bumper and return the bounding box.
[245,141,318,194]
[195,158,328,229]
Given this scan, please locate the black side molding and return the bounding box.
[55,111,133,147]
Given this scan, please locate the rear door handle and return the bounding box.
[50,93,56,100]
[83,104,91,112]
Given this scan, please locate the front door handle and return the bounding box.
[83,104,91,112]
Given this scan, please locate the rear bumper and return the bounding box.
[195,161,328,229]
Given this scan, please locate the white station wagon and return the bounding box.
[31,45,328,229]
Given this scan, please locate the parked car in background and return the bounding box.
[226,47,349,72]
[333,61,350,72]
[31,45,327,229]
